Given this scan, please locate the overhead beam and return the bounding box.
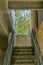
[8,0,43,9]
[9,0,43,1]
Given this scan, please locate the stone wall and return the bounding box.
[38,10,43,28]
[0,0,11,36]
[31,10,38,30]
[0,0,11,49]
[0,36,8,49]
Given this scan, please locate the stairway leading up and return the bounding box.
[11,46,37,65]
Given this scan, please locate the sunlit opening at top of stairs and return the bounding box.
[10,10,31,35]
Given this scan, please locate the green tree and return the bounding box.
[15,10,31,35]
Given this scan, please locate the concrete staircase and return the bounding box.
[11,46,37,65]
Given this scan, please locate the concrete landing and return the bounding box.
[14,35,32,47]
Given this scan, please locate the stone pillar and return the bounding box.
[31,10,38,30]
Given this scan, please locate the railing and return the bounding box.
[3,29,16,65]
[9,10,13,30]
[31,29,43,65]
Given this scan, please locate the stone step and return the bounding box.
[13,51,34,55]
[13,47,34,53]
[11,61,36,64]
[12,57,36,60]
[13,49,33,52]
[13,47,33,49]
[11,47,36,65]
[13,50,34,52]
[12,58,36,63]
[12,55,35,59]
[11,64,36,65]
[13,52,34,56]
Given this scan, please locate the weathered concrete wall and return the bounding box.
[0,0,8,12]
[0,0,11,37]
[31,10,38,30]
[0,0,11,49]
[36,10,43,56]
[38,10,43,28]
[0,36,8,49]
[8,0,43,9]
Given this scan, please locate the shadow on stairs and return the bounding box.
[11,46,37,65]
